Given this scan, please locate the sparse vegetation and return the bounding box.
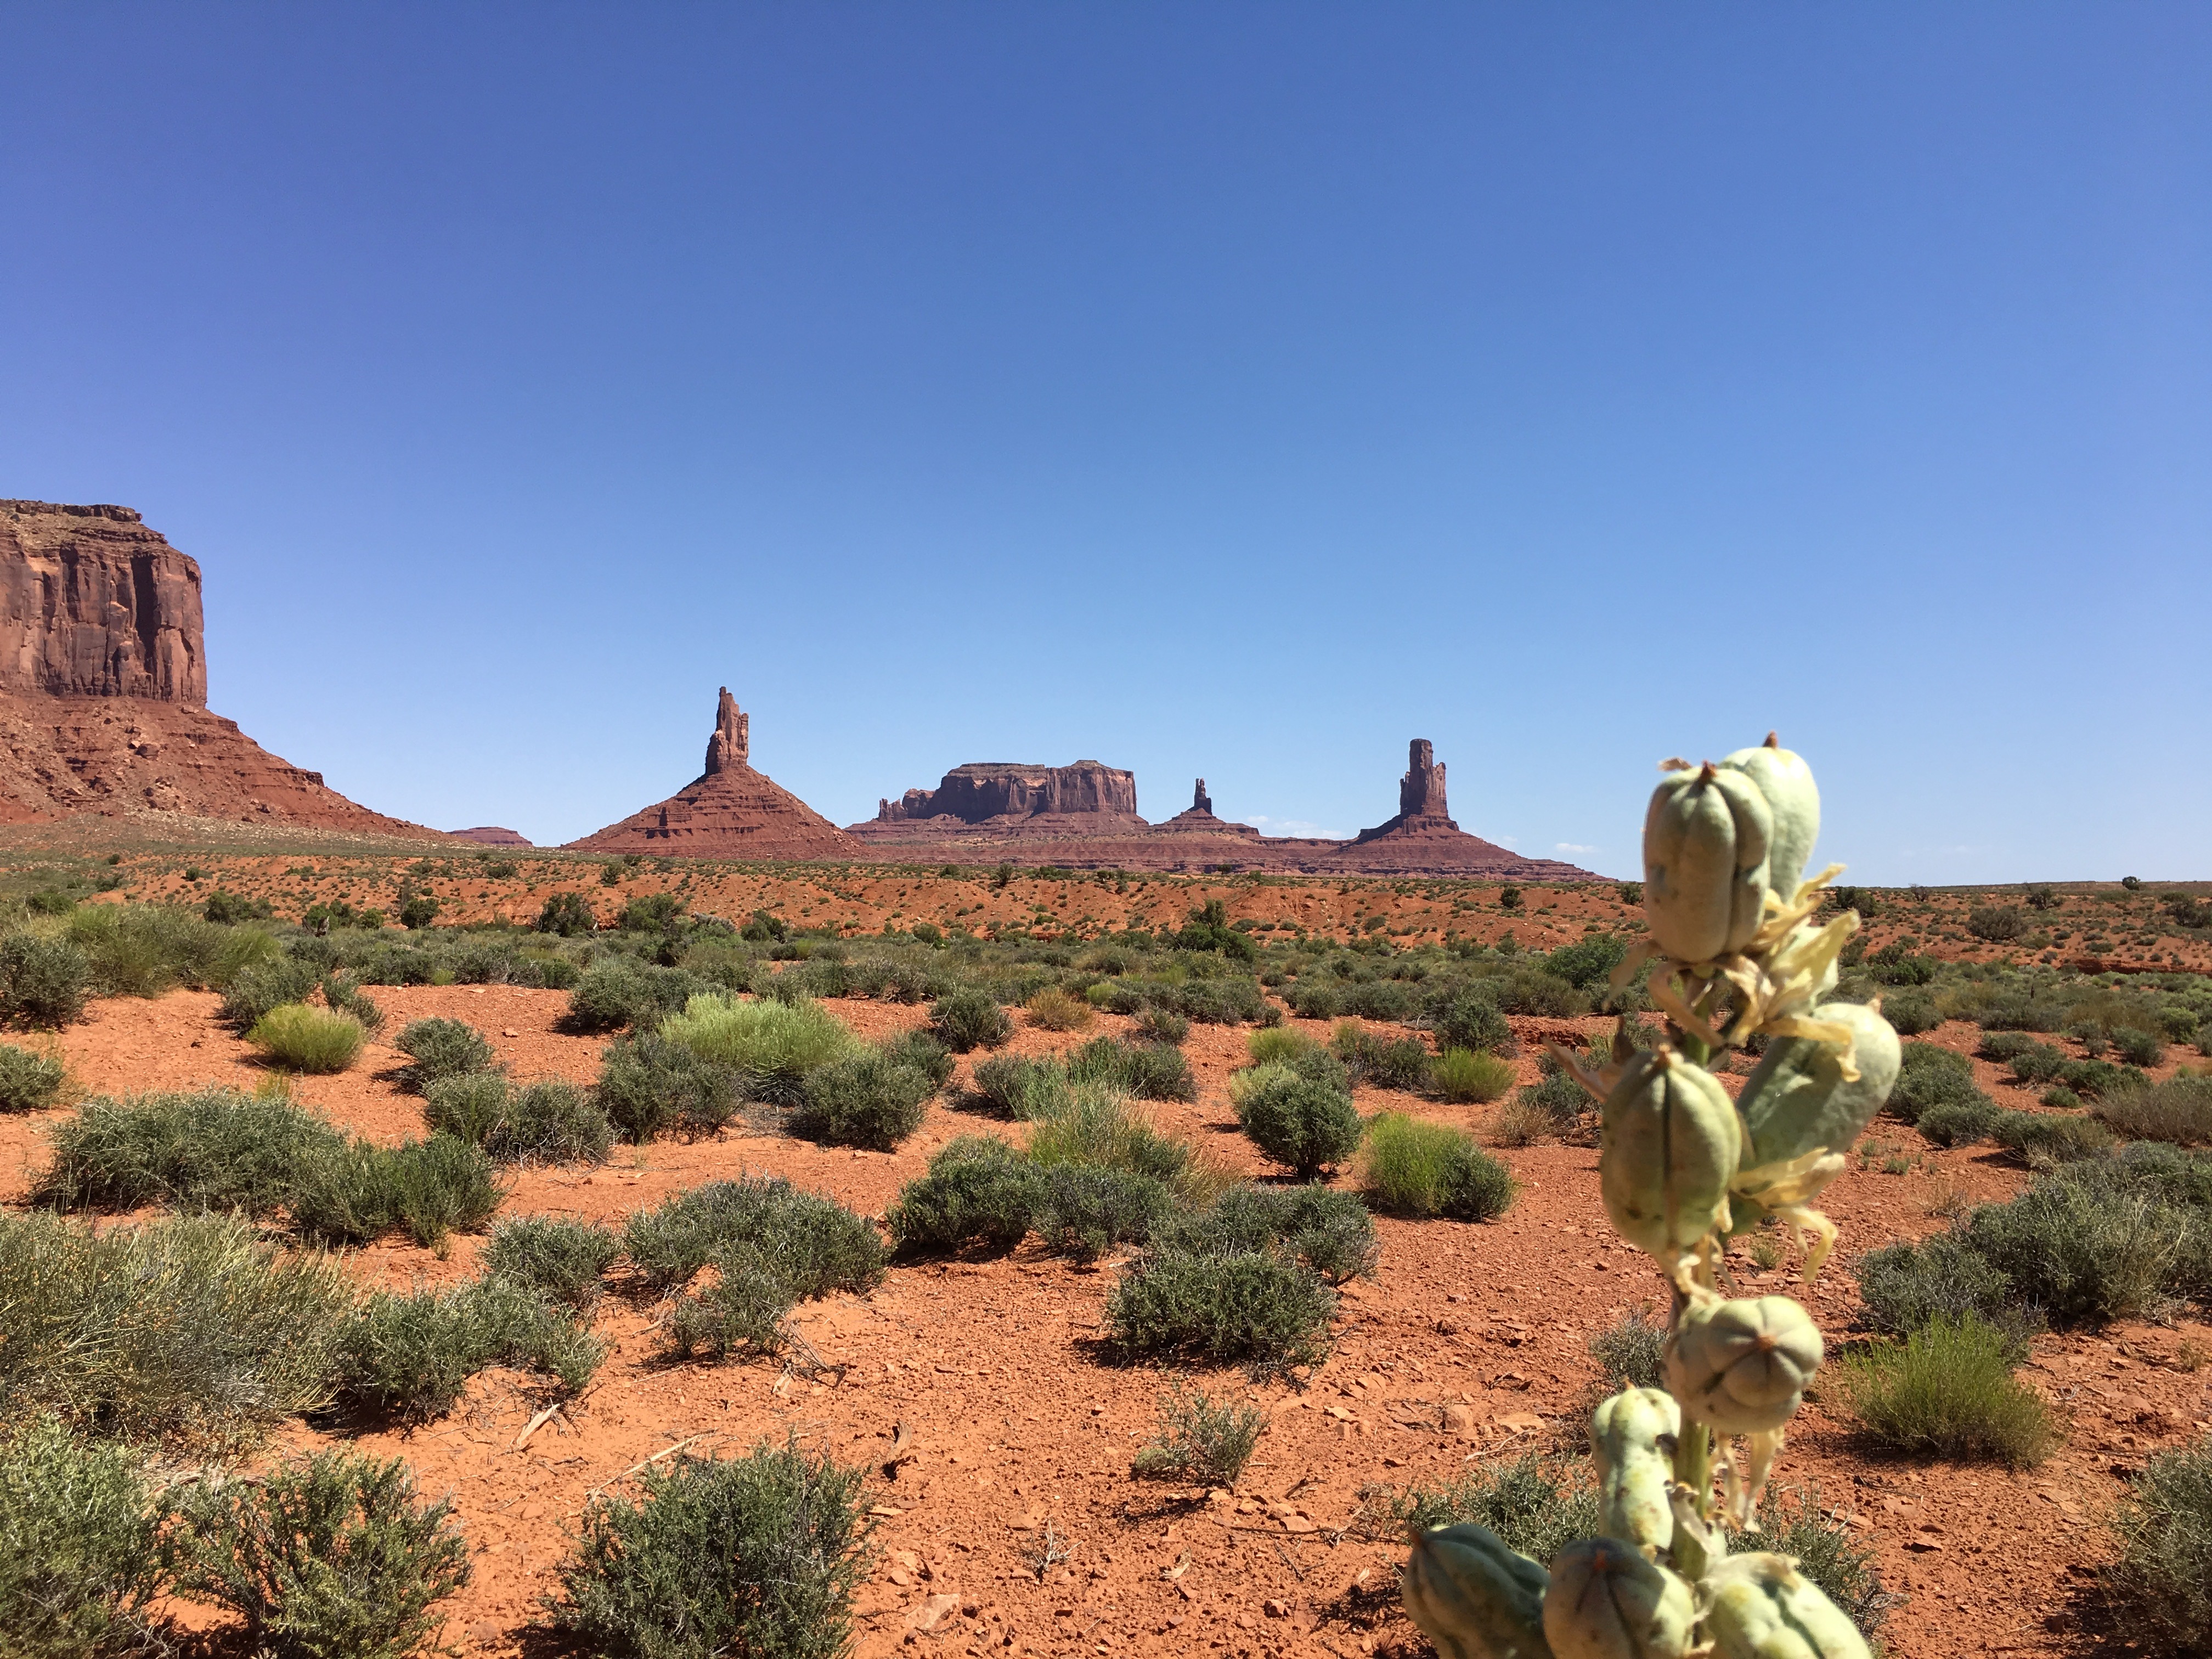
[623,1177,887,1302]
[595,1029,742,1141]
[0,1415,168,1654]
[1155,1183,1379,1283]
[1231,1062,1362,1176]
[2097,1076,2212,1147]
[1836,1314,2057,1465]
[1131,1383,1266,1486]
[888,1136,1045,1255]
[792,1043,937,1150]
[1588,1307,1666,1388]
[1036,1165,1173,1262]
[245,1003,368,1073]
[930,986,1013,1052]
[482,1215,623,1309]
[2103,1433,2212,1656]
[1359,1111,1517,1221]
[0,1040,66,1112]
[392,1017,499,1092]
[424,1073,613,1165]
[1104,1248,1336,1372]
[1431,1046,1515,1103]
[1023,985,1093,1030]
[337,1275,602,1421]
[552,1440,872,1659]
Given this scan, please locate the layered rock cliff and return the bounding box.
[873,759,1141,825]
[0,500,443,838]
[566,689,863,860]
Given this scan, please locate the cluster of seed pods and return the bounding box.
[1401,738,1895,1659]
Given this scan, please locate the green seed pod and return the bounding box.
[1664,1296,1822,1436]
[1403,1522,1555,1659]
[1719,737,1820,902]
[1736,1002,1902,1174]
[1642,762,1773,963]
[1592,1387,1680,1556]
[1542,1538,1696,1659]
[1599,1048,1741,1263]
[1704,1553,1872,1659]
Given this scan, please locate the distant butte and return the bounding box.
[449,826,531,847]
[565,688,864,861]
[846,742,1599,879]
[0,500,445,837]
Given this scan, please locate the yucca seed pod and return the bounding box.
[1592,1387,1680,1556]
[1736,1002,1901,1176]
[1719,737,1819,904]
[1403,1522,1555,1659]
[1599,1048,1741,1264]
[1642,762,1773,963]
[1542,1538,1696,1659]
[1664,1296,1822,1436]
[1703,1553,1871,1659]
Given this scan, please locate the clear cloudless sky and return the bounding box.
[2,4,2206,882]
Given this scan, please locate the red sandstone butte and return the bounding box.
[565,688,864,861]
[448,827,532,847]
[0,500,445,837]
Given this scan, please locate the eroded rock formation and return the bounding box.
[450,827,531,847]
[567,689,862,860]
[0,500,443,837]
[874,760,1141,825]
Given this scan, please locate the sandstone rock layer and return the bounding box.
[449,826,532,847]
[566,689,864,861]
[0,501,444,838]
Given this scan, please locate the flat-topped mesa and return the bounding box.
[874,759,1142,825]
[566,686,862,860]
[0,500,206,703]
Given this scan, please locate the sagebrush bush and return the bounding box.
[595,1029,742,1142]
[1232,1064,1362,1177]
[1024,986,1093,1031]
[1836,1314,2056,1466]
[1884,988,1942,1036]
[1719,1486,1898,1641]
[623,1176,887,1297]
[1105,1249,1336,1372]
[1989,1107,2112,1163]
[483,1216,622,1308]
[881,1029,955,1090]
[1915,1097,2001,1148]
[0,1415,167,1655]
[246,1005,367,1073]
[1360,1112,1517,1221]
[1588,1308,1666,1389]
[337,1276,601,1421]
[887,1136,1046,1254]
[1855,1232,2027,1345]
[0,1211,350,1451]
[1959,1171,2190,1325]
[1155,1183,1379,1283]
[565,957,702,1035]
[792,1046,935,1150]
[1430,991,1514,1056]
[1886,1043,1984,1125]
[930,987,1012,1052]
[553,1440,872,1659]
[535,891,596,936]
[1025,1084,1211,1204]
[36,1087,347,1217]
[1131,1383,1266,1487]
[1495,1066,1588,1147]
[424,1073,613,1165]
[1334,1023,1431,1091]
[291,1134,504,1249]
[2097,1077,2212,1147]
[659,995,855,1102]
[0,1040,65,1113]
[392,1017,498,1093]
[1067,1033,1198,1102]
[970,1052,1068,1119]
[1247,1026,1318,1068]
[171,1448,472,1659]
[2103,1434,2212,1656]
[1036,1165,1173,1262]
[1432,1046,1515,1104]
[0,930,91,1029]
[1136,1006,1190,1044]
[1386,1453,1600,1568]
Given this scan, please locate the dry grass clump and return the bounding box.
[1359,1111,1517,1221]
[245,1003,367,1073]
[1432,1047,1515,1104]
[1023,986,1094,1031]
[2096,1077,2212,1147]
[1835,1314,2058,1466]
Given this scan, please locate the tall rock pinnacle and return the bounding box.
[703,686,749,775]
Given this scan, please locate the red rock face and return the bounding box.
[0,501,445,838]
[874,759,1142,824]
[449,827,532,847]
[0,501,206,702]
[566,690,864,861]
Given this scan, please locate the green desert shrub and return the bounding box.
[1334,1023,1432,1091]
[1104,1249,1336,1372]
[1588,1308,1667,1389]
[336,1276,602,1422]
[1023,985,1093,1031]
[0,1041,65,1112]
[1035,1165,1174,1263]
[1836,1314,2056,1466]
[622,1176,887,1299]
[1491,1066,1589,1147]
[1386,1453,1600,1567]
[2103,1434,2212,1656]
[1155,1183,1379,1283]
[2096,1076,2212,1147]
[0,1415,168,1657]
[1024,1084,1208,1203]
[2116,1026,2168,1067]
[659,995,855,1103]
[1957,1172,2190,1325]
[392,1017,498,1093]
[423,1074,612,1165]
[318,972,386,1036]
[0,1211,350,1451]
[929,986,1012,1052]
[1720,1486,1897,1642]
[792,1045,936,1150]
[1855,1232,2027,1344]
[1232,1064,1362,1177]
[35,1087,347,1217]
[483,1216,622,1310]
[887,1136,1046,1254]
[969,1051,1066,1119]
[881,1029,956,1090]
[1130,1384,1266,1487]
[219,956,320,1032]
[290,1135,504,1250]
[1246,1025,1319,1068]
[552,1440,872,1659]
[245,1005,367,1073]
[1989,1108,2113,1163]
[595,1030,742,1142]
[0,931,91,1029]
[1067,1033,1198,1102]
[1885,1042,1984,1126]
[535,891,597,937]
[1430,990,1515,1056]
[1432,1047,1515,1104]
[1914,1097,2002,1148]
[1359,1111,1517,1221]
[1883,988,1942,1036]
[169,1448,471,1659]
[565,956,703,1035]
[1135,1005,1190,1044]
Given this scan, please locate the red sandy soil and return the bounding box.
[4,986,2209,1659]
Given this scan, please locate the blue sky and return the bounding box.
[3,4,2205,881]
